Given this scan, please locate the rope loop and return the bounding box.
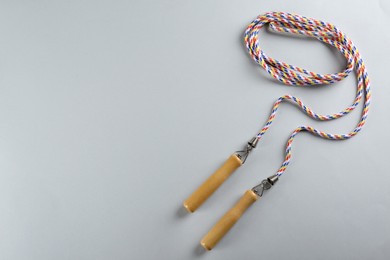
[244,12,371,176]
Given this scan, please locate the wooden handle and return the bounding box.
[200,190,258,250]
[183,154,242,213]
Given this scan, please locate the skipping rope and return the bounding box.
[182,11,371,250]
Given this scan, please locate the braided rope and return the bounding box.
[244,12,371,176]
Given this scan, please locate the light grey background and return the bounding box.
[0,0,389,259]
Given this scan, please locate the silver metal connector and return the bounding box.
[251,174,279,197]
[235,136,259,163]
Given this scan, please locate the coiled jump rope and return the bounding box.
[183,11,371,250]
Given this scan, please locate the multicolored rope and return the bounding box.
[244,12,371,177]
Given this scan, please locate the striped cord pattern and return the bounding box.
[244,12,371,176]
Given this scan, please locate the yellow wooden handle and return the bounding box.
[200,190,258,250]
[183,154,242,213]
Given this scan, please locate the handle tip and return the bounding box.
[200,240,212,251]
[183,201,194,213]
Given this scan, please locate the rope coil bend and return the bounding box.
[244,12,371,176]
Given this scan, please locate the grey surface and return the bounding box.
[0,0,389,259]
